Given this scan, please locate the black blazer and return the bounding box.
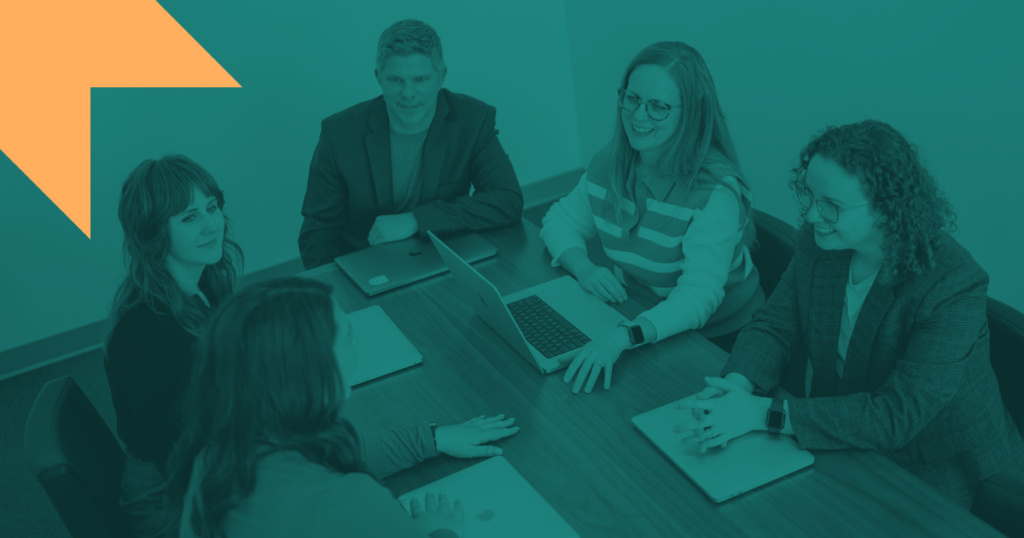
[298,89,524,269]
[722,223,1024,507]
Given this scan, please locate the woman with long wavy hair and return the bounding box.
[166,277,516,538]
[675,120,1024,508]
[541,41,763,394]
[103,154,243,537]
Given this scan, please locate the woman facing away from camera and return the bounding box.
[166,277,518,538]
[541,41,763,394]
[104,155,244,537]
[104,156,515,537]
[675,120,1024,508]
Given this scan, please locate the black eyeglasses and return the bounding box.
[617,88,679,122]
[794,181,871,224]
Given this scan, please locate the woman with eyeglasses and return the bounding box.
[674,120,1024,508]
[540,41,763,394]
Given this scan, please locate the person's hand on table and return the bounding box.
[410,492,464,538]
[435,415,519,458]
[368,212,419,246]
[559,327,630,394]
[574,263,627,303]
[673,376,764,453]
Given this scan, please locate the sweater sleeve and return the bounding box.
[539,172,597,267]
[639,180,742,341]
[359,423,438,479]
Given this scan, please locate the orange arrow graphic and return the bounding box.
[0,1,239,238]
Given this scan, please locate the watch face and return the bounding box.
[767,410,785,429]
[629,325,644,345]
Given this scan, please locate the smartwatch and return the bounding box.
[765,399,786,434]
[617,321,644,348]
[429,422,438,452]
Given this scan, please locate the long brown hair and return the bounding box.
[165,277,363,538]
[607,41,756,248]
[105,155,243,351]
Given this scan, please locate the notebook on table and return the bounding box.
[428,231,626,374]
[398,456,578,538]
[346,305,422,385]
[632,397,814,502]
[335,232,497,296]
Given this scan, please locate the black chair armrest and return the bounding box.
[972,473,1024,538]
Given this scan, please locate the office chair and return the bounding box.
[970,298,1024,538]
[750,209,798,301]
[24,376,133,538]
[750,209,807,395]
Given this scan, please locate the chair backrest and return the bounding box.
[24,376,133,538]
[748,209,805,395]
[751,209,798,301]
[987,297,1024,435]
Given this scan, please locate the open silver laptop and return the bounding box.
[398,456,578,538]
[335,233,496,296]
[632,397,814,502]
[429,231,626,374]
[347,305,422,385]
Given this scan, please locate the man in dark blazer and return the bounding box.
[298,20,523,270]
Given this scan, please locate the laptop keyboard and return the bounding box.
[506,295,591,358]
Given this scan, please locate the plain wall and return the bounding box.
[0,0,581,354]
[564,0,1024,312]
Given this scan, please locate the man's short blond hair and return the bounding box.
[376,19,445,75]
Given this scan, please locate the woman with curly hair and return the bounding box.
[104,155,244,537]
[673,120,1024,508]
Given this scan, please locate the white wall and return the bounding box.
[564,0,1024,312]
[6,0,1022,357]
[0,0,581,355]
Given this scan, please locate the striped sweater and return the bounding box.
[540,144,763,340]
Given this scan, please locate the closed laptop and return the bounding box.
[632,397,814,502]
[347,305,422,385]
[335,232,496,296]
[398,456,578,537]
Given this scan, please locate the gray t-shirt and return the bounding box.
[390,126,428,213]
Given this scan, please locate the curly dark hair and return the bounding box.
[788,120,957,284]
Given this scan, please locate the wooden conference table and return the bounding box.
[299,220,1001,538]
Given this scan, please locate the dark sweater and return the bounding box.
[104,293,212,474]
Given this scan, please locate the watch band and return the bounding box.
[616,321,644,348]
[429,422,438,452]
[765,399,786,434]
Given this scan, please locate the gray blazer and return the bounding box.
[723,223,1024,507]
